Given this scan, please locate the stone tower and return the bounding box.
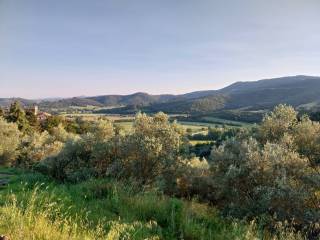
[33,105,39,115]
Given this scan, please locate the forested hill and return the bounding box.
[2,75,320,113]
[146,75,320,114]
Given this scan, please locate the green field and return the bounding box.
[189,140,213,146]
[200,116,251,127]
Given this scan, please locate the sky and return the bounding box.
[1,0,320,98]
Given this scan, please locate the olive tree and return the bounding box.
[210,136,318,228]
[0,118,21,166]
[17,131,64,168]
[210,105,320,232]
[259,104,297,143]
[119,112,187,184]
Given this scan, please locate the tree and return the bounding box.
[26,109,40,131]
[41,115,64,133]
[292,115,320,168]
[89,119,114,141]
[0,118,21,166]
[259,104,297,143]
[119,112,187,184]
[210,136,318,229]
[209,105,320,233]
[6,101,29,132]
[17,131,63,168]
[51,124,78,142]
[0,107,4,117]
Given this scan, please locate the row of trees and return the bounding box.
[0,103,319,237]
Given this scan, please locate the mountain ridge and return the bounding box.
[1,75,320,114]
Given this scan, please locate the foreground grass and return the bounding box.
[0,169,303,239]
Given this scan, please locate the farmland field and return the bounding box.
[61,113,250,135]
[200,116,251,127]
[189,140,213,146]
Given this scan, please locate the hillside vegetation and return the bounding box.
[143,75,320,115]
[0,101,319,239]
[3,76,320,121]
[0,169,285,240]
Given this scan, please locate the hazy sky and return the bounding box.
[1,0,320,98]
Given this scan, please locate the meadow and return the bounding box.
[0,168,302,240]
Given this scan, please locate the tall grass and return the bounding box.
[0,186,105,239]
[0,171,305,240]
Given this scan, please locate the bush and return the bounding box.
[259,104,297,143]
[43,138,92,181]
[0,117,21,166]
[115,112,187,185]
[209,105,320,235]
[17,131,63,168]
[41,113,188,187]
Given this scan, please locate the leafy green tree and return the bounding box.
[209,105,320,233]
[50,124,78,143]
[17,131,63,168]
[26,109,40,131]
[210,136,318,229]
[292,115,320,171]
[64,117,91,134]
[6,101,29,132]
[119,112,187,184]
[259,104,297,143]
[89,119,114,141]
[41,115,64,133]
[0,117,21,166]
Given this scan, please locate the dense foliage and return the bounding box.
[0,117,21,166]
[0,102,319,238]
[1,170,303,240]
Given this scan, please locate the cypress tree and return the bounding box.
[6,101,29,132]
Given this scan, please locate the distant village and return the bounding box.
[26,105,51,122]
[1,103,51,122]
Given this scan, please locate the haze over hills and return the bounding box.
[1,76,320,114]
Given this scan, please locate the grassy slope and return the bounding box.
[0,169,303,240]
[0,169,263,239]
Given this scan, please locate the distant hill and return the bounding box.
[218,75,320,110]
[87,92,176,106]
[39,97,104,108]
[142,75,320,114]
[0,98,35,107]
[2,76,320,117]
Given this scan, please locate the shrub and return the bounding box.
[89,119,115,141]
[43,138,92,181]
[209,105,320,235]
[116,112,187,185]
[0,117,21,166]
[17,131,63,168]
[50,124,78,142]
[292,115,320,167]
[259,104,297,143]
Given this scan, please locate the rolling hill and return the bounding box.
[0,98,36,107]
[142,75,320,114]
[87,92,176,106]
[2,76,320,118]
